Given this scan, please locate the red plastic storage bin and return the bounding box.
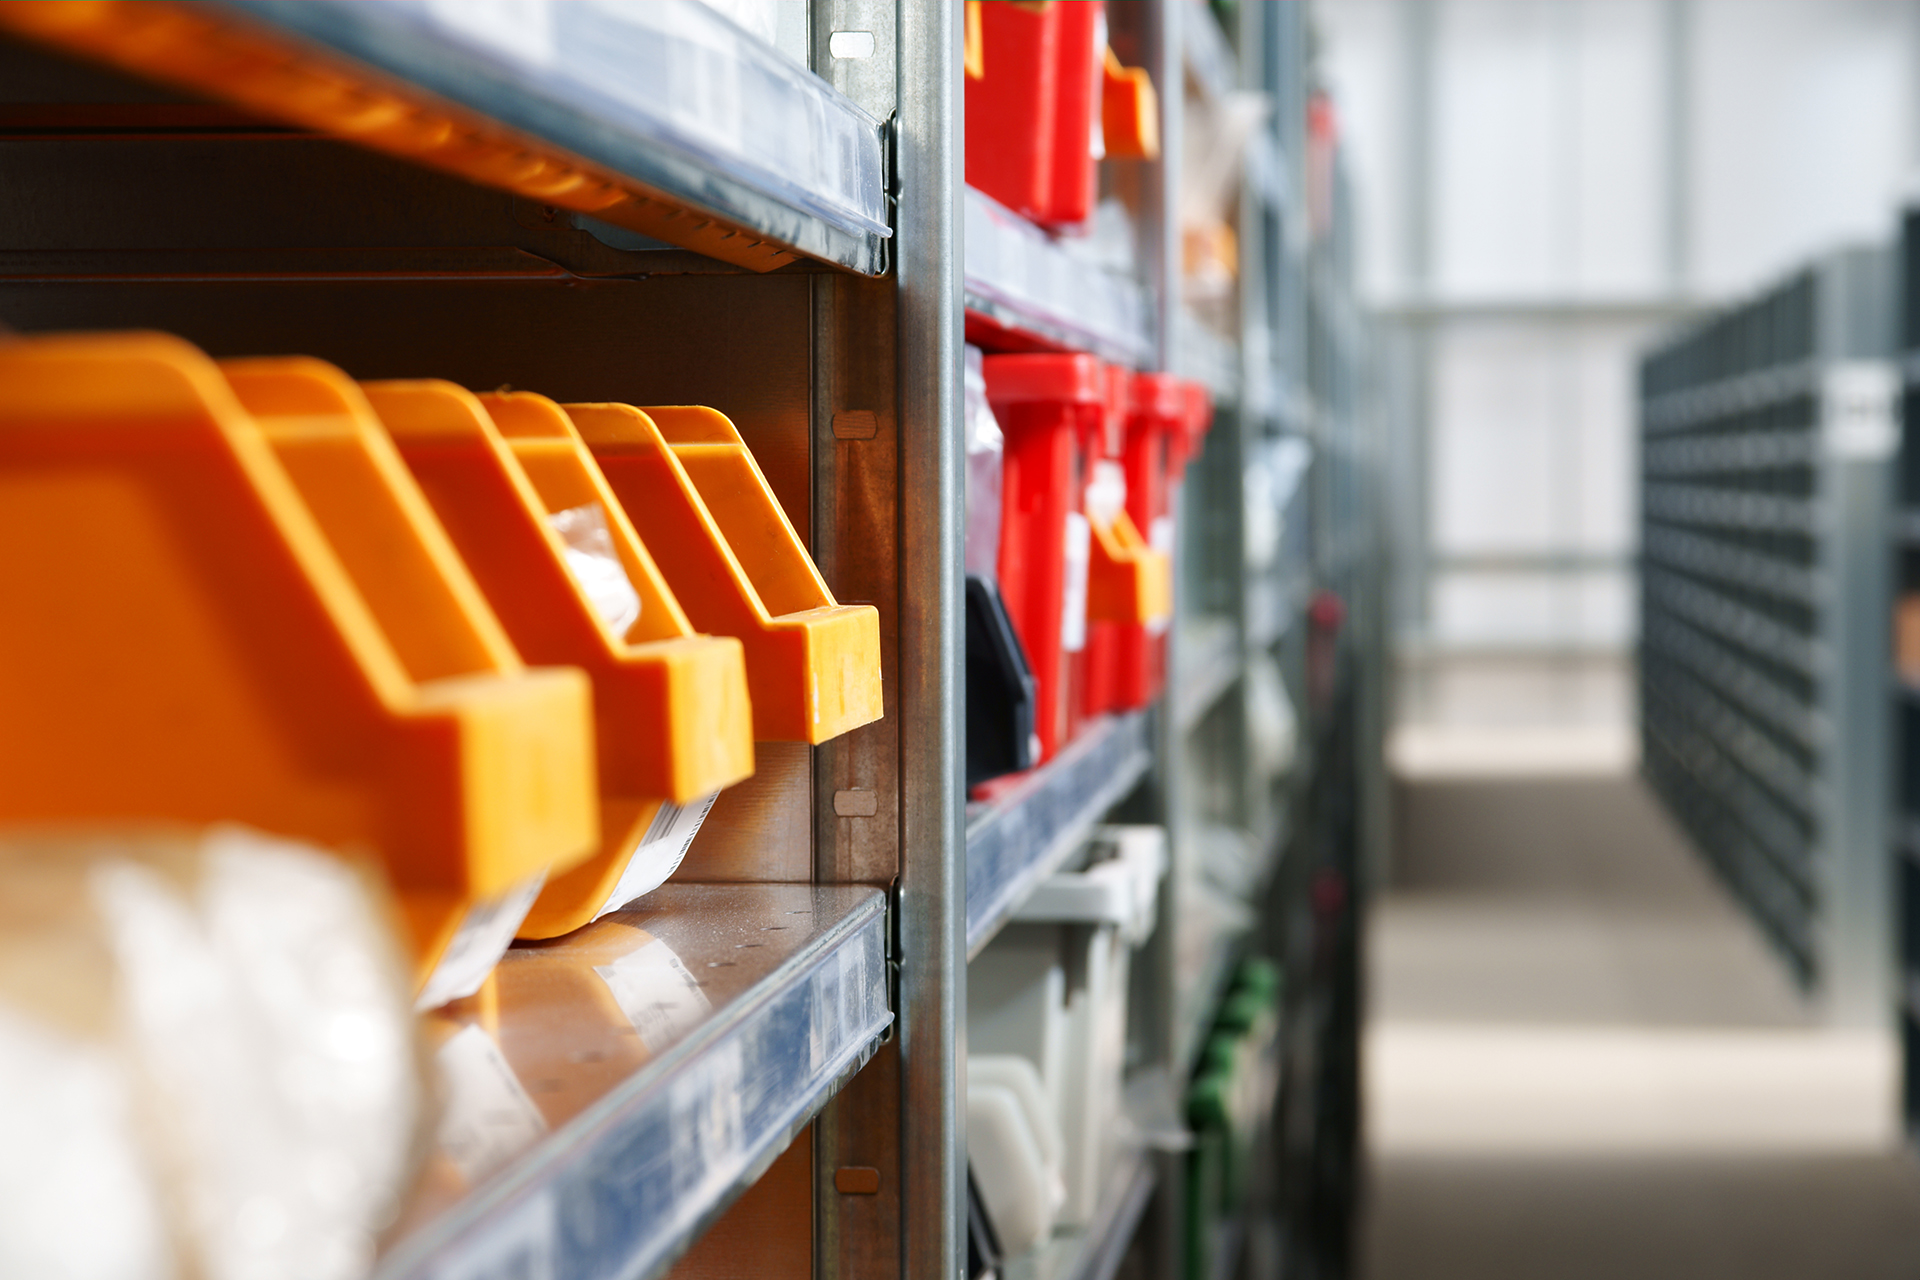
[966,0,1105,229]
[985,352,1107,763]
[1115,373,1214,707]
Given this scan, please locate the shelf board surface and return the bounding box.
[1177,618,1244,732]
[1002,1147,1157,1280]
[963,185,1154,366]
[1175,307,1243,406]
[1247,568,1308,651]
[214,0,891,273]
[383,882,890,1280]
[966,712,1152,958]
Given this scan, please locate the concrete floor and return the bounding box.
[1361,771,1920,1280]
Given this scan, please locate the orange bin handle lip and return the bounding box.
[637,403,841,610]
[0,332,425,715]
[478,389,701,641]
[566,400,885,743]
[0,328,254,423]
[361,377,501,439]
[218,354,530,679]
[561,400,783,622]
[561,399,664,446]
[362,379,756,802]
[637,402,749,445]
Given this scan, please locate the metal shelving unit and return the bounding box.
[1897,207,1920,1137]
[0,5,960,1278]
[0,3,1386,1277]
[386,885,889,1280]
[231,0,889,273]
[1639,246,1894,1022]
[963,184,1154,366]
[965,712,1153,958]
[1000,1150,1157,1280]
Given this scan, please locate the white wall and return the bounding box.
[1317,0,1920,655]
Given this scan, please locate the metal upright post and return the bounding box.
[1137,4,1187,1278]
[894,1,967,1276]
[1816,251,1896,1027]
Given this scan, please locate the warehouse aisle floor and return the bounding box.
[1360,769,1920,1280]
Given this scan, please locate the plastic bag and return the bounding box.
[964,346,1006,580]
[0,825,424,1280]
[549,502,643,638]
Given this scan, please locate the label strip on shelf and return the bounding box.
[380,884,891,1280]
[965,712,1152,958]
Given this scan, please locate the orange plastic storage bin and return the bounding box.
[358,383,755,939]
[569,403,883,744]
[0,334,599,996]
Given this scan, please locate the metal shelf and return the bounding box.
[215,0,891,273]
[965,713,1153,958]
[1247,569,1308,651]
[963,186,1155,367]
[1175,308,1244,407]
[1643,659,1818,818]
[1641,362,1818,433]
[1646,613,1821,749]
[380,883,890,1280]
[1182,1,1238,106]
[1176,926,1246,1078]
[1642,483,1817,534]
[1001,1148,1157,1280]
[1633,244,1890,1006]
[1643,566,1820,675]
[1642,525,1818,607]
[1176,618,1244,732]
[1642,428,1819,476]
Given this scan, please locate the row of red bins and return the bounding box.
[975,353,1214,796]
[965,0,1160,229]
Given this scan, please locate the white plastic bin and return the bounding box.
[968,824,1166,1229]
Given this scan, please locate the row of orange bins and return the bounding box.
[982,352,1213,790]
[0,332,882,1007]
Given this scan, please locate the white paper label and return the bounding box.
[1061,511,1092,654]
[595,938,713,1054]
[436,1187,557,1280]
[416,872,548,1012]
[593,791,719,922]
[435,1024,548,1185]
[667,1037,745,1185]
[1823,362,1898,459]
[808,939,872,1074]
